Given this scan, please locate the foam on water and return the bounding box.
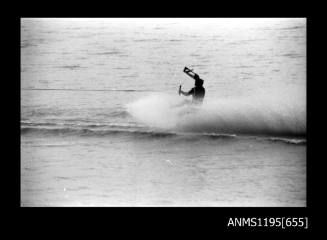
[127,91,306,137]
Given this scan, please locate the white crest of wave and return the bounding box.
[126,92,306,136]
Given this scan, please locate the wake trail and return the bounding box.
[126,93,306,138]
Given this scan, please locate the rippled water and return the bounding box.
[21,18,306,206]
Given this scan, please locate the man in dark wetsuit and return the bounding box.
[179,73,205,103]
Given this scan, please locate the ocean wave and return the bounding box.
[96,50,122,55]
[127,93,306,138]
[22,108,130,121]
[134,38,161,42]
[58,65,86,70]
[21,121,140,129]
[21,92,306,145]
[280,53,304,59]
[20,125,176,138]
[20,124,305,145]
[267,137,306,145]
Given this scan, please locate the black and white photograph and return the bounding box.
[21,18,306,207]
